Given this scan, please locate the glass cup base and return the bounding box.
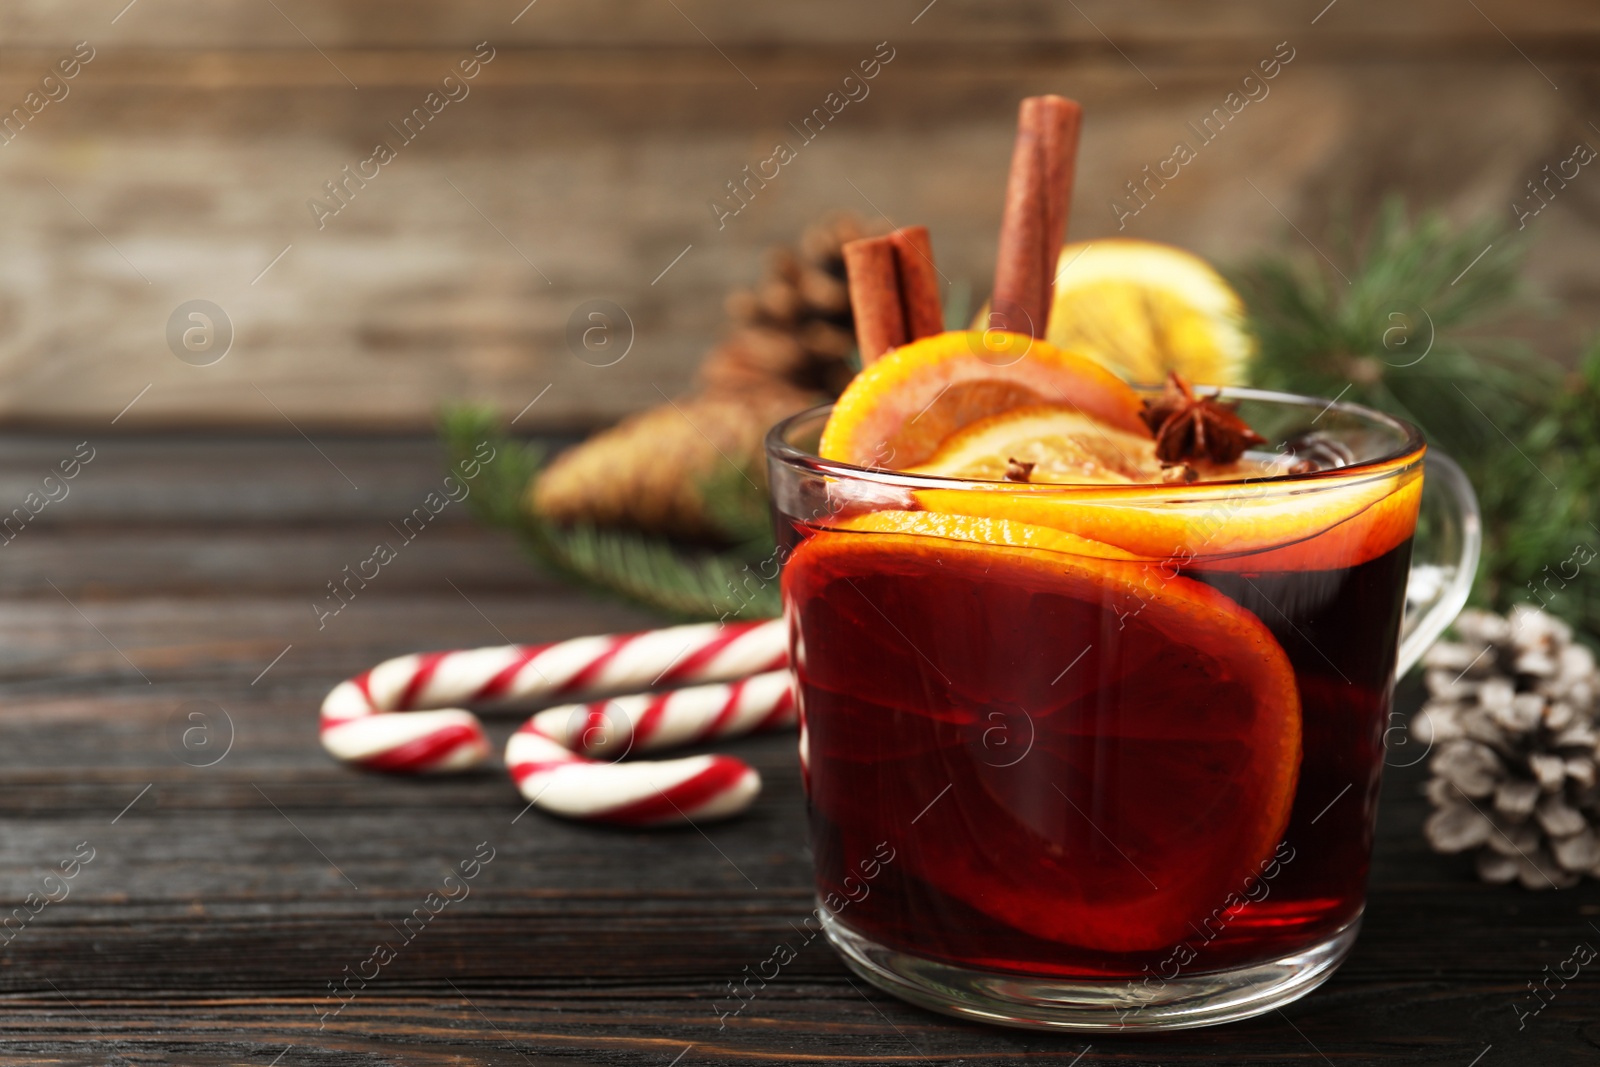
[822,909,1361,1032]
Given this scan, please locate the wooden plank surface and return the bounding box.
[5,0,1600,48]
[0,432,1595,1065]
[0,2,1595,430]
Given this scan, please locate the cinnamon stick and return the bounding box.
[843,226,945,366]
[889,225,945,342]
[1034,96,1082,329]
[992,95,1083,339]
[842,236,906,365]
[992,98,1047,339]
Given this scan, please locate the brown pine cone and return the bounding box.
[699,213,874,398]
[532,214,877,539]
[529,387,814,541]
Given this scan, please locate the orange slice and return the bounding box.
[906,405,1164,483]
[819,326,1422,571]
[1188,469,1423,573]
[838,508,1138,560]
[914,458,1423,570]
[786,511,1301,952]
[819,330,1149,470]
[894,394,1424,569]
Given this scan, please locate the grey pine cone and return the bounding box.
[1414,606,1600,889]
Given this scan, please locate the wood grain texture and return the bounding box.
[4,0,1600,48]
[0,2,1594,429]
[0,433,1596,1065]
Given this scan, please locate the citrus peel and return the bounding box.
[1045,238,1254,386]
[819,330,1149,470]
[910,454,1422,570]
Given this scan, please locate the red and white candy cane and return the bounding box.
[505,668,795,825]
[319,618,794,824]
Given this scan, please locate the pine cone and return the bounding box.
[699,213,873,398]
[530,387,811,541]
[531,214,876,540]
[1415,606,1600,889]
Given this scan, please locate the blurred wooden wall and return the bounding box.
[0,0,1595,430]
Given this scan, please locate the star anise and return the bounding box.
[1139,372,1266,466]
[1004,457,1035,483]
[1161,462,1199,484]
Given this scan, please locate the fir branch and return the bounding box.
[1484,341,1600,635]
[440,405,543,528]
[1235,198,1550,451]
[536,522,781,621]
[697,458,774,549]
[439,405,780,621]
[1230,200,1600,638]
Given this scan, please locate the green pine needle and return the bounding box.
[1232,199,1600,638]
[1235,198,1550,450]
[439,405,781,622]
[697,459,776,550]
[1482,341,1600,634]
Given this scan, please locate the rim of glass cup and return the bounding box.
[764,384,1427,494]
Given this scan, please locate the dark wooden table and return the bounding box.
[3,434,1596,1066]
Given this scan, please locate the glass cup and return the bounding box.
[765,387,1479,1031]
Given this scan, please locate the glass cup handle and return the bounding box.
[1396,450,1482,679]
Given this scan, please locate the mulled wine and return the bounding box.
[787,520,1411,980]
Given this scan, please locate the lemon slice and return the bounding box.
[1046,239,1254,386]
[908,405,1162,483]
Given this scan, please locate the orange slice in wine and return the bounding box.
[787,511,1301,952]
[901,404,1423,570]
[840,508,1139,560]
[912,462,1422,571]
